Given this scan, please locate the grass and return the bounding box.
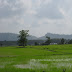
[0,44,72,72]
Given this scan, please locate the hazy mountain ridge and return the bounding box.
[0,33,72,41]
[0,33,18,41]
[39,33,72,40]
[0,33,38,41]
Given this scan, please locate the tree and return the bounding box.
[35,42,39,45]
[68,39,72,44]
[60,38,65,44]
[18,30,29,47]
[45,36,51,45]
[0,43,3,47]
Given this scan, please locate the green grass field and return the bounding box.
[0,44,72,72]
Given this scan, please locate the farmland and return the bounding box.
[0,44,72,72]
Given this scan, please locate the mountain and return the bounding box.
[39,33,72,40]
[27,35,38,40]
[0,33,38,41]
[0,33,18,41]
[0,33,72,41]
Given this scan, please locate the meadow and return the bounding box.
[0,44,72,72]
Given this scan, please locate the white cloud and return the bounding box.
[0,0,72,37]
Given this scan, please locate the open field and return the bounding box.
[0,45,72,72]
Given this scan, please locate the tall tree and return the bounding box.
[18,30,29,47]
[45,36,51,45]
[68,39,72,44]
[61,38,65,44]
[35,42,39,45]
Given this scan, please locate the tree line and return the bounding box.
[0,30,72,47]
[17,30,72,47]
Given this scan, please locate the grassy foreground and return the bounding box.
[0,45,72,72]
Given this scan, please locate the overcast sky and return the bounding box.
[0,0,72,37]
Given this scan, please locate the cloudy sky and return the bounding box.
[0,0,72,37]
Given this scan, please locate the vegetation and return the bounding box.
[18,30,29,47]
[0,43,3,47]
[45,36,51,45]
[1,30,72,72]
[60,38,65,44]
[34,42,39,45]
[42,36,51,45]
[68,39,72,44]
[0,45,72,72]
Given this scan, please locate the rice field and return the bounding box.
[0,44,72,72]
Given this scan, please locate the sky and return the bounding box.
[0,0,72,37]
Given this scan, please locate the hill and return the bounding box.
[39,33,72,40]
[0,33,72,41]
[0,33,37,41]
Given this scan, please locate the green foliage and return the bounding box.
[34,42,39,45]
[18,30,29,47]
[0,45,72,72]
[60,38,65,44]
[0,43,3,47]
[68,40,72,44]
[45,36,51,45]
